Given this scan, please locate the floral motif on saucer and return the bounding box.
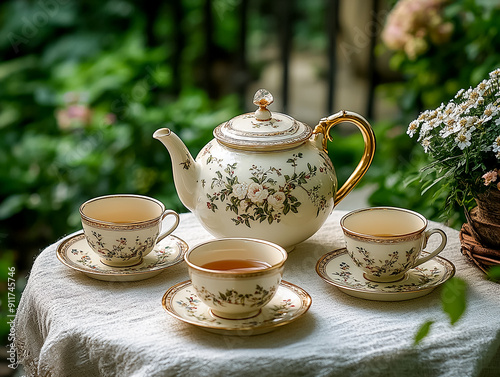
[316,248,455,301]
[162,280,311,335]
[57,231,188,282]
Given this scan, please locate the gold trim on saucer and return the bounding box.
[162,280,312,336]
[315,248,455,302]
[56,231,188,282]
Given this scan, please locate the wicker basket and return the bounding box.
[460,190,500,273]
[460,223,500,273]
[465,207,500,248]
[475,188,500,224]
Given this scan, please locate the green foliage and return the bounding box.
[409,71,500,216]
[380,2,496,344]
[384,0,500,118]
[441,277,467,325]
[414,320,434,345]
[486,265,500,281]
[0,0,241,343]
[0,0,240,239]
[373,0,500,225]
[334,120,465,227]
[414,277,467,345]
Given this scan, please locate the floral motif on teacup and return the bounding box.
[193,284,277,308]
[85,231,158,263]
[348,246,418,279]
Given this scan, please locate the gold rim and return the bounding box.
[340,206,428,241]
[79,194,165,229]
[162,280,312,333]
[315,248,456,296]
[56,231,187,277]
[184,238,288,277]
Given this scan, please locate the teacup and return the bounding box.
[340,207,447,283]
[184,238,287,319]
[80,194,180,267]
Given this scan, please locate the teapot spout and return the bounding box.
[153,128,198,211]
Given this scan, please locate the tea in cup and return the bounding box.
[340,207,447,283]
[80,194,180,267]
[184,238,287,319]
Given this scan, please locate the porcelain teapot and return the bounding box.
[154,89,376,250]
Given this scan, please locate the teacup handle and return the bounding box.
[313,110,376,206]
[412,229,447,268]
[157,210,180,243]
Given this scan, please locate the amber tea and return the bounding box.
[201,259,271,272]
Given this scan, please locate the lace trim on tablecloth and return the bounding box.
[15,330,51,377]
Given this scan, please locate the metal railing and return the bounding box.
[163,0,380,119]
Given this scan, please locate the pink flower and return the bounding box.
[382,0,453,60]
[56,104,92,130]
[482,170,498,186]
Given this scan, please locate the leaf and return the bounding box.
[403,174,421,187]
[486,266,500,281]
[263,201,269,213]
[0,194,29,220]
[441,277,467,325]
[421,171,452,195]
[414,320,434,345]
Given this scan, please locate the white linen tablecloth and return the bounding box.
[15,211,500,377]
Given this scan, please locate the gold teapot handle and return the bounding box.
[313,110,376,206]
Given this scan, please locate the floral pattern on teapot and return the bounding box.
[153,88,376,249]
[202,152,330,227]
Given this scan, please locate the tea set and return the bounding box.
[56,89,455,335]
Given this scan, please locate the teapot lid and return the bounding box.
[213,89,312,151]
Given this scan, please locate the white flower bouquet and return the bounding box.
[407,68,500,210]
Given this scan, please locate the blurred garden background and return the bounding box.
[1,0,500,372]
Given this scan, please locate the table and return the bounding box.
[15,211,500,377]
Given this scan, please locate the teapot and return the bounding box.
[154,89,376,250]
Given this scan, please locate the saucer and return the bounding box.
[57,231,188,282]
[316,248,455,301]
[162,280,312,336]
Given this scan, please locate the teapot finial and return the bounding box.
[253,89,273,121]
